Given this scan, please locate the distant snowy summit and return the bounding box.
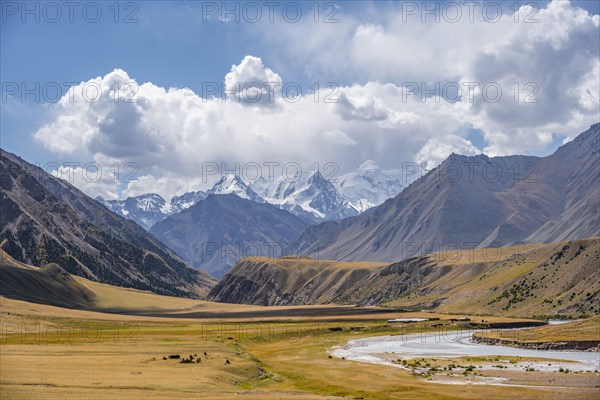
[251,170,356,221]
[208,174,265,203]
[337,160,408,212]
[96,191,208,230]
[97,161,409,230]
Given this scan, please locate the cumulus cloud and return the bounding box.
[32,1,599,200]
[335,83,421,128]
[224,55,282,106]
[336,92,390,121]
[416,136,481,170]
[252,0,599,154]
[33,67,465,199]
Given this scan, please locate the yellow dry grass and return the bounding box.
[1,293,599,400]
[1,241,599,399]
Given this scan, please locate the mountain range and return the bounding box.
[97,162,409,229]
[149,194,309,278]
[2,123,597,304]
[0,150,216,298]
[292,123,600,262]
[251,170,359,221]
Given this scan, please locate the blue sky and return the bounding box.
[1,1,599,199]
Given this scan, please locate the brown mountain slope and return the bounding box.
[292,123,600,263]
[0,149,216,298]
[208,238,600,318]
[207,257,387,305]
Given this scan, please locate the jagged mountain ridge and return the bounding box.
[97,191,209,230]
[98,163,408,230]
[97,174,267,230]
[208,174,265,202]
[252,170,360,222]
[97,193,172,230]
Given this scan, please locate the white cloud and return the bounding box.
[252,0,599,154]
[336,91,390,121]
[224,55,282,107]
[416,135,481,170]
[33,68,463,199]
[32,1,599,200]
[321,129,357,146]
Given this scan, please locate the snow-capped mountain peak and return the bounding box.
[97,191,208,230]
[357,160,380,171]
[306,170,332,189]
[336,161,409,211]
[124,193,166,212]
[97,162,410,229]
[208,174,265,203]
[251,170,357,221]
[211,174,245,192]
[170,190,207,213]
[97,193,168,229]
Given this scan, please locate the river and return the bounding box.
[331,328,600,373]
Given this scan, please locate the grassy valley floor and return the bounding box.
[1,296,598,400]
